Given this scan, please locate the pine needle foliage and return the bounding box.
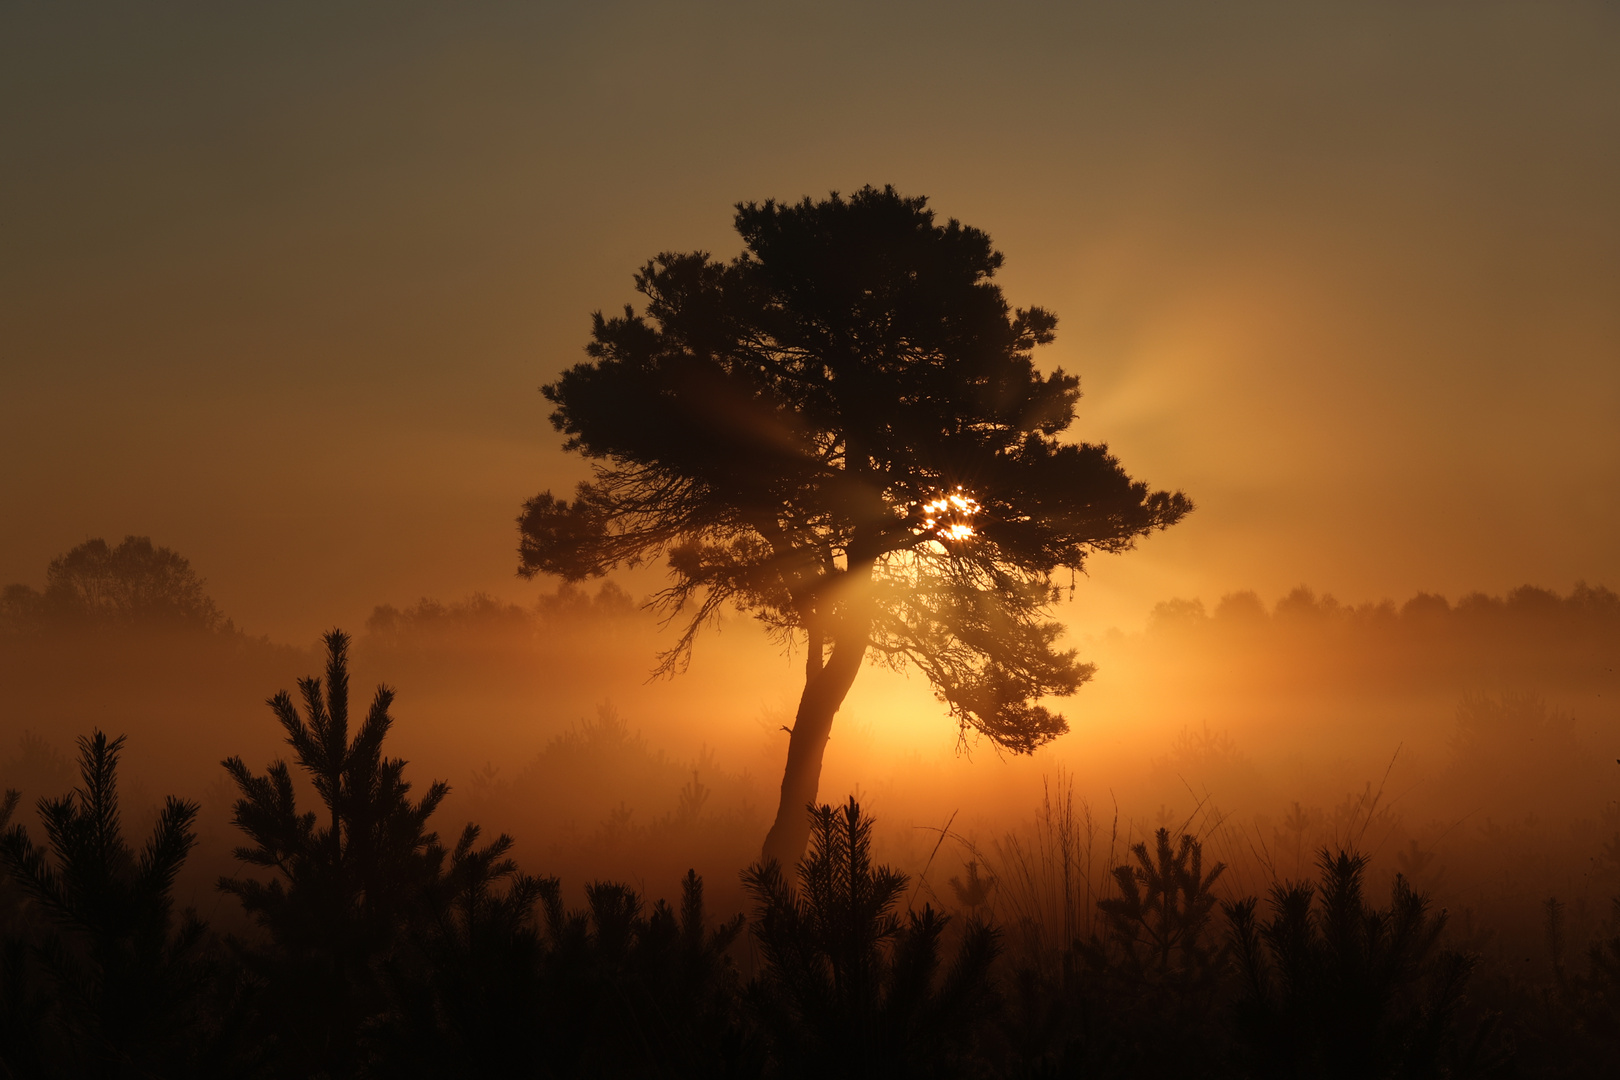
[217,629,448,1077]
[744,798,1000,1079]
[521,186,1193,861]
[0,788,49,1078]
[1224,849,1475,1080]
[1528,895,1620,1074]
[1579,915,1620,1051]
[371,824,550,1078]
[1010,828,1231,1078]
[1089,827,1226,980]
[0,732,206,1077]
[535,870,750,1079]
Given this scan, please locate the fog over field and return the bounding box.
[5,567,1615,969]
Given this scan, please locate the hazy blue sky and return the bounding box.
[4,1,1617,642]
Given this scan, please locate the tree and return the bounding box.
[2,536,226,633]
[369,825,551,1079]
[743,799,999,1079]
[218,630,449,1077]
[1224,849,1476,1079]
[519,186,1191,862]
[1089,828,1227,982]
[0,732,208,1077]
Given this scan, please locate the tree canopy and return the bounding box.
[519,186,1190,859]
[2,536,226,633]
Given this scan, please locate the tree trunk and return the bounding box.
[760,630,867,867]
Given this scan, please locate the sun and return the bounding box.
[919,486,982,542]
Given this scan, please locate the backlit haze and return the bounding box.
[3,2,1618,944]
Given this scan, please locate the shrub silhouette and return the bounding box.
[0,787,50,1079]
[1224,849,1475,1080]
[370,824,549,1078]
[1088,827,1226,981]
[512,869,749,1079]
[1528,895,1620,1075]
[1577,909,1620,1055]
[1006,828,1231,1078]
[743,798,999,1079]
[0,732,206,1078]
[218,629,448,1077]
[217,629,755,1078]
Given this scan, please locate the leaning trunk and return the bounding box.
[761,630,867,867]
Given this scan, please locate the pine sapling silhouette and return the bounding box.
[0,732,207,1077]
[535,870,748,1078]
[0,786,51,1079]
[1579,900,1620,1051]
[218,629,448,1078]
[1224,849,1475,1080]
[372,824,550,1078]
[520,186,1191,863]
[1534,894,1620,1070]
[744,798,1000,1079]
[1088,827,1227,981]
[1014,828,1228,1078]
[948,859,997,922]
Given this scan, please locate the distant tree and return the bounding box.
[364,592,534,648]
[2,536,226,633]
[519,186,1191,862]
[0,732,207,1077]
[0,584,43,629]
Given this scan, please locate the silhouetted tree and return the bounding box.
[534,870,750,1079]
[0,787,50,1079]
[744,799,999,1078]
[2,537,226,633]
[1224,849,1475,1080]
[0,733,207,1078]
[1006,829,1232,1078]
[1089,827,1227,981]
[371,824,550,1079]
[519,186,1191,861]
[1525,895,1620,1076]
[1575,908,1620,1058]
[218,629,447,1078]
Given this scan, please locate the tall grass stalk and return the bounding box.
[984,769,1120,971]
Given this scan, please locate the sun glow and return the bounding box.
[919,487,982,542]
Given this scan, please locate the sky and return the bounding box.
[4,0,1618,646]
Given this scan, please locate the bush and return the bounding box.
[0,732,207,1078]
[1224,849,1476,1079]
[744,798,1000,1079]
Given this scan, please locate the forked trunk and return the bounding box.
[761,633,867,867]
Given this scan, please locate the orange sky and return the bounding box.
[3,2,1617,645]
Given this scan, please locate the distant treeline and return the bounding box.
[364,582,641,651]
[8,536,1616,653]
[1150,581,1620,634]
[1,632,1618,1078]
[1134,582,1620,696]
